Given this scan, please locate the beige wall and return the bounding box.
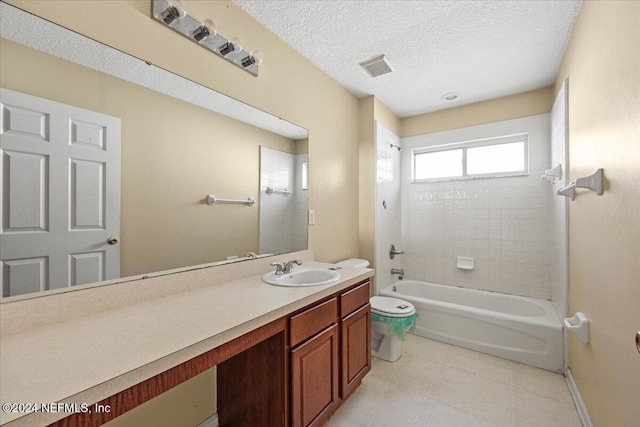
[401,87,553,137]
[374,97,402,136]
[4,1,361,425]
[358,97,376,269]
[554,1,640,425]
[0,38,296,278]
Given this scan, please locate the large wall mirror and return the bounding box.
[0,3,309,299]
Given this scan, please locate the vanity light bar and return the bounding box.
[151,0,260,76]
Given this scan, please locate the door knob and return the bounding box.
[107,236,119,245]
[636,331,640,354]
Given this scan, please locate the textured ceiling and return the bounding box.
[234,0,582,118]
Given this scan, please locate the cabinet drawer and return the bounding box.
[290,297,338,347]
[340,281,370,318]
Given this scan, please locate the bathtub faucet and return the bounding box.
[391,268,404,277]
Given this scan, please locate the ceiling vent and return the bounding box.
[360,55,394,78]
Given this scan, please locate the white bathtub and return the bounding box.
[380,280,563,372]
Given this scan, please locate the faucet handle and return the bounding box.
[270,262,285,275]
[389,244,404,259]
[283,259,303,274]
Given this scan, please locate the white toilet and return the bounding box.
[369,296,416,361]
[336,258,417,362]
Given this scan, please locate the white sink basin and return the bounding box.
[263,268,340,287]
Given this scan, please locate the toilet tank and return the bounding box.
[336,258,370,268]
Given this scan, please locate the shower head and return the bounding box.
[390,143,402,152]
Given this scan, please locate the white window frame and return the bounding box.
[411,133,529,183]
[301,162,309,190]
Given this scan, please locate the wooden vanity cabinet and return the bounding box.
[291,323,340,427]
[290,298,340,427]
[289,280,371,427]
[340,283,371,398]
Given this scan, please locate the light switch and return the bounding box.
[308,209,315,225]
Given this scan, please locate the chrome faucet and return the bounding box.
[246,252,258,259]
[284,259,303,274]
[391,268,404,276]
[270,262,285,275]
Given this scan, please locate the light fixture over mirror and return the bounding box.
[0,3,307,300]
[193,18,216,42]
[152,0,262,76]
[158,0,187,24]
[242,50,264,68]
[220,36,243,56]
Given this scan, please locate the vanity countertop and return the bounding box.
[0,262,373,426]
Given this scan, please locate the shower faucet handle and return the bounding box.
[389,244,404,259]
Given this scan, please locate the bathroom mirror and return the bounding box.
[0,4,309,299]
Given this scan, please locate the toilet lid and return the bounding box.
[370,296,416,317]
[335,258,370,268]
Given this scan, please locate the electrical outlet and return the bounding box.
[308,209,315,225]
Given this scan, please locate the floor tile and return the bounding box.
[327,335,578,427]
[421,400,472,427]
[511,361,566,399]
[471,378,512,427]
[369,390,424,426]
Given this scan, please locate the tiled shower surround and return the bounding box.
[398,115,565,300]
[374,122,402,292]
[259,147,308,254]
[549,82,569,318]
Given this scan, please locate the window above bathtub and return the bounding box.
[412,133,529,182]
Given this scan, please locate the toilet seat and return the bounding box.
[370,296,416,318]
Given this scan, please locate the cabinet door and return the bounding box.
[341,303,371,398]
[291,324,339,427]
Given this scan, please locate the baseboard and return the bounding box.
[565,368,593,427]
[197,413,218,427]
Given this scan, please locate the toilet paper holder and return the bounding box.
[564,312,589,343]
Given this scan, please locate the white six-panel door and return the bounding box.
[0,88,121,297]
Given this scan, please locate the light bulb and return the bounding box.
[193,19,217,42]
[161,0,187,24]
[250,50,263,65]
[219,36,243,56]
[241,50,263,68]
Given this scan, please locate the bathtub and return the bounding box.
[380,280,563,372]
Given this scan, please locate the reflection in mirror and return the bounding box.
[0,4,308,299]
[259,146,309,255]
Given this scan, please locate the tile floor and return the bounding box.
[327,335,581,427]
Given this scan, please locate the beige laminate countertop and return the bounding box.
[0,262,373,426]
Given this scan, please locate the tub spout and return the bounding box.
[391,268,404,276]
